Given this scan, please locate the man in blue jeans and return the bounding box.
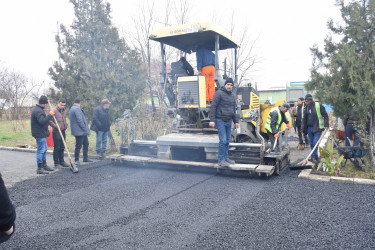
[91,99,111,159]
[301,94,329,163]
[209,78,239,167]
[31,96,55,174]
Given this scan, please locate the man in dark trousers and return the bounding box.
[48,98,70,168]
[69,98,92,166]
[209,78,239,167]
[0,173,16,243]
[31,95,55,174]
[265,103,291,151]
[293,97,309,148]
[91,99,111,159]
[301,94,329,163]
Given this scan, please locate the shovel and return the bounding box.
[266,132,280,153]
[296,128,328,166]
[272,133,279,151]
[48,101,78,173]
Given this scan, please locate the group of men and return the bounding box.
[296,94,329,162]
[267,94,329,163]
[30,96,112,174]
[209,85,329,166]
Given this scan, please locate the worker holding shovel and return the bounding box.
[301,94,329,164]
[48,98,70,169]
[265,103,292,152]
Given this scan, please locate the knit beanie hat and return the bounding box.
[225,78,234,85]
[39,96,48,104]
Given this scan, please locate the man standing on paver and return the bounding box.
[31,95,55,174]
[197,46,216,103]
[90,99,111,159]
[265,103,291,151]
[69,98,92,166]
[301,94,329,163]
[209,78,239,167]
[48,98,70,169]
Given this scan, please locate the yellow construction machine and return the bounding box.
[111,23,292,176]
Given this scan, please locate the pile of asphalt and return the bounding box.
[2,161,375,249]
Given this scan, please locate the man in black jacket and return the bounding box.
[0,173,16,243]
[301,94,329,163]
[293,97,309,147]
[91,99,111,159]
[31,96,55,174]
[209,78,239,167]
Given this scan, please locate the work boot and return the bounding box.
[225,158,235,165]
[43,160,54,171]
[97,152,103,160]
[37,163,49,174]
[309,158,318,164]
[102,152,106,159]
[60,161,70,168]
[54,162,62,169]
[218,160,230,167]
[83,158,93,162]
[75,161,80,166]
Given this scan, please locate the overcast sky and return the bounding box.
[0,0,341,90]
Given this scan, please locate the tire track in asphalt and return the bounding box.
[105,173,218,228]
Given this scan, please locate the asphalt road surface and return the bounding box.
[1,149,375,249]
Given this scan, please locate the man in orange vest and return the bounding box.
[196,46,215,102]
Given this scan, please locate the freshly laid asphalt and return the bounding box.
[1,148,375,249]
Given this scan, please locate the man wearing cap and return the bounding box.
[69,98,92,165]
[209,78,239,167]
[301,94,329,163]
[48,98,70,168]
[196,46,216,102]
[293,97,309,148]
[265,103,291,151]
[91,99,111,159]
[31,95,55,174]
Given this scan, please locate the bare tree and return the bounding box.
[129,0,159,112]
[0,65,41,130]
[173,0,192,25]
[225,12,261,87]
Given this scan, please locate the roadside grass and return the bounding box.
[0,119,121,155]
[311,142,375,179]
[339,154,375,179]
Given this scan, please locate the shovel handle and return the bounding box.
[297,128,328,165]
[47,101,74,166]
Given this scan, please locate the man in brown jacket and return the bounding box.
[48,98,70,168]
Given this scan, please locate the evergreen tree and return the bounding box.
[307,0,375,168]
[49,0,145,121]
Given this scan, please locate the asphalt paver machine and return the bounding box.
[110,22,291,176]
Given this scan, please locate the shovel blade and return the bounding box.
[70,163,79,173]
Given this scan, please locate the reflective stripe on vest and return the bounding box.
[315,102,324,129]
[265,107,282,133]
